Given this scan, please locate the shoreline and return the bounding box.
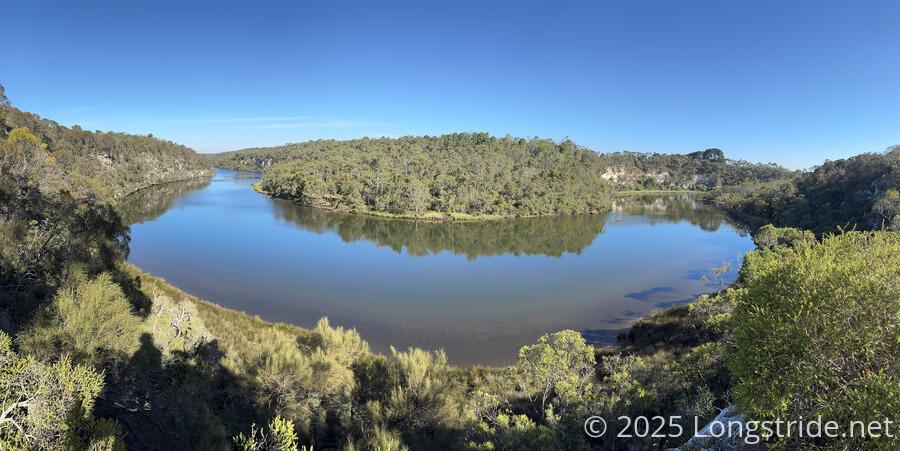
[125,259,737,370]
[252,181,610,223]
[115,170,216,201]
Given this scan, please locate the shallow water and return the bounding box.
[122,170,753,365]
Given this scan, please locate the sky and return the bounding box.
[2,0,898,169]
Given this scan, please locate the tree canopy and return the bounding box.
[707,147,900,234]
[214,133,613,219]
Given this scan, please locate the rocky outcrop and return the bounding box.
[681,406,765,450]
[601,167,720,190]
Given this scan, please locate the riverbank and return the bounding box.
[123,258,731,368]
[117,172,215,201]
[121,253,737,449]
[615,189,703,194]
[252,181,609,222]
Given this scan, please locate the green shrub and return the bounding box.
[0,331,122,450]
[234,416,303,451]
[18,272,141,368]
[144,291,210,360]
[517,330,595,416]
[730,231,900,449]
[752,224,815,249]
[383,347,464,443]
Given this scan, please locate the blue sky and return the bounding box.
[2,0,898,169]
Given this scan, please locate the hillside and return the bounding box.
[597,149,794,190]
[215,133,613,219]
[0,89,213,200]
[706,148,900,234]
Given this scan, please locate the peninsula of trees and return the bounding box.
[214,134,613,219]
[213,138,796,221]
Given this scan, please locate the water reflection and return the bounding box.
[611,194,748,233]
[117,179,211,225]
[269,194,744,259]
[124,170,754,365]
[272,203,607,259]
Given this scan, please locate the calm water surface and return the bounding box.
[122,170,753,365]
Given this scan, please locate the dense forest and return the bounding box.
[1,90,213,201]
[706,148,900,234]
[4,80,900,450]
[215,142,794,220]
[214,134,613,219]
[596,149,794,191]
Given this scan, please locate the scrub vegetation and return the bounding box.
[3,83,900,449]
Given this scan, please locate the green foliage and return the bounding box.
[752,224,814,249]
[730,231,900,449]
[0,331,123,450]
[214,133,612,218]
[597,150,792,191]
[469,413,559,451]
[234,416,302,451]
[1,101,213,200]
[381,347,463,444]
[18,272,141,368]
[517,330,595,417]
[708,147,900,235]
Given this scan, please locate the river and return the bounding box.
[120,169,753,365]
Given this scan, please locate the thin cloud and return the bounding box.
[260,121,386,129]
[170,116,312,125]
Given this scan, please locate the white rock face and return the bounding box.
[681,405,765,450]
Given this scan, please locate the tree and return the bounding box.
[702,148,724,162]
[407,177,429,218]
[516,330,595,417]
[873,188,900,230]
[0,83,8,133]
[752,224,814,249]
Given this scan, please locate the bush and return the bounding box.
[144,290,211,361]
[18,272,141,368]
[0,331,122,450]
[752,224,814,249]
[730,231,900,448]
[234,416,302,451]
[382,347,464,444]
[517,330,595,417]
